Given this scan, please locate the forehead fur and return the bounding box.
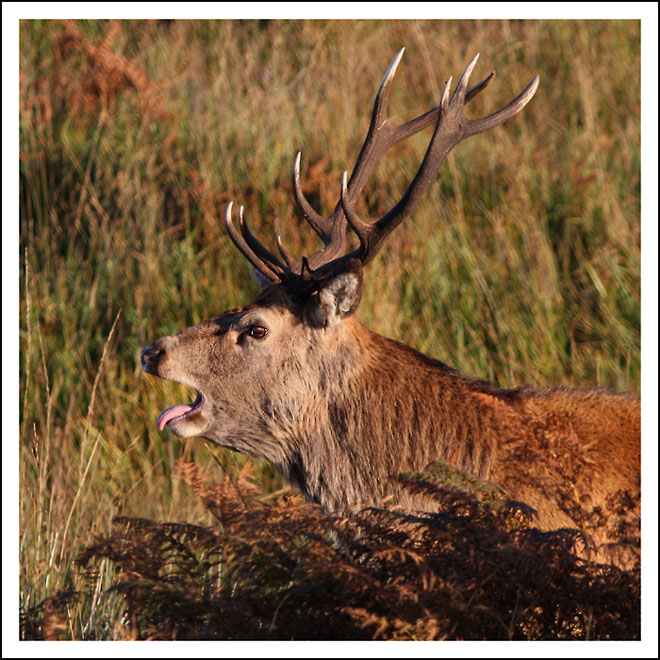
[251,282,305,310]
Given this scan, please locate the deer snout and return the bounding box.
[141,341,166,375]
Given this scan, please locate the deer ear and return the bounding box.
[310,261,363,328]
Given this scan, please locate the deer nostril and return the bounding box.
[141,345,165,370]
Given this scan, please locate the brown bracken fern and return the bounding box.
[22,457,639,640]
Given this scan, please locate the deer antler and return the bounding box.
[225,48,539,293]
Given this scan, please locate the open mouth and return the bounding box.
[157,391,203,431]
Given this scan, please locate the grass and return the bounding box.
[18,19,640,640]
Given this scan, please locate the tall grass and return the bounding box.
[19,19,640,639]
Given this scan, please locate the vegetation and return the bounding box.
[19,19,640,640]
[23,461,640,641]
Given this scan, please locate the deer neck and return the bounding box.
[274,319,501,514]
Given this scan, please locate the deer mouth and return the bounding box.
[157,391,204,431]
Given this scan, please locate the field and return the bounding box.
[18,19,641,640]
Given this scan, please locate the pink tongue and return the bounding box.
[157,405,194,431]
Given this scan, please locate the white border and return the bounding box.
[4,3,658,657]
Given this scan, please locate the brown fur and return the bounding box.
[142,285,640,565]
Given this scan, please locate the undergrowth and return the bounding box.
[21,461,640,641]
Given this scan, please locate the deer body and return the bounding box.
[143,287,639,527]
[142,49,640,557]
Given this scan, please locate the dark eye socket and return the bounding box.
[247,325,268,339]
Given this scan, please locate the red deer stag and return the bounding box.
[142,50,640,561]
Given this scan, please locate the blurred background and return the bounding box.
[18,19,640,637]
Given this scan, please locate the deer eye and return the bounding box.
[247,325,268,339]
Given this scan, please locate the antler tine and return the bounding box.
[225,202,281,282]
[450,52,480,105]
[465,74,540,136]
[371,47,406,133]
[340,171,369,256]
[274,215,302,273]
[292,152,350,256]
[340,47,406,206]
[237,206,289,276]
[440,76,452,112]
[340,55,539,267]
[292,152,339,244]
[465,70,494,102]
